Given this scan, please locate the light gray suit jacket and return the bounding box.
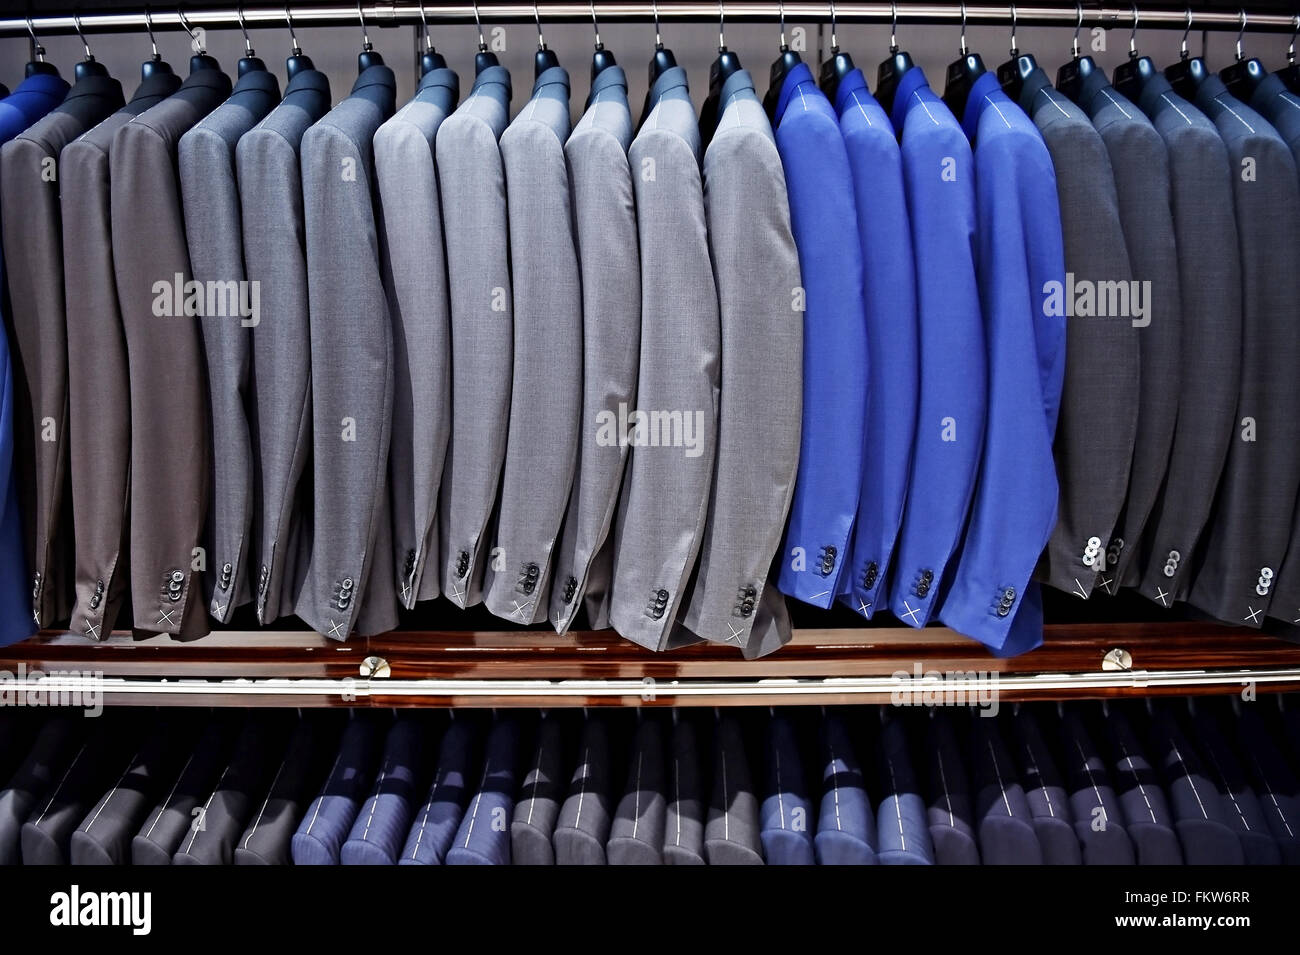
[178,68,280,624]
[608,66,720,652]
[374,68,458,610]
[484,67,582,625]
[1,73,123,629]
[61,72,180,642]
[295,65,399,640]
[110,66,232,639]
[548,66,641,635]
[679,71,800,659]
[1023,74,1140,601]
[435,65,513,609]
[1133,77,1241,609]
[1076,75,1182,594]
[237,67,331,625]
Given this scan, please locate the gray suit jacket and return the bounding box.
[178,68,280,624]
[1076,74,1182,594]
[1,73,123,629]
[374,68,458,610]
[608,67,720,652]
[548,66,640,635]
[1185,77,1300,628]
[295,65,399,640]
[680,70,800,659]
[484,67,582,625]
[1133,76,1241,609]
[1022,71,1139,601]
[237,67,331,625]
[111,66,232,639]
[435,66,513,609]
[61,72,181,642]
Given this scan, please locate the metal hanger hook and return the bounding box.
[1009,1,1018,57]
[418,0,432,52]
[778,0,787,51]
[652,0,662,49]
[718,0,726,52]
[1289,13,1297,66]
[1128,2,1139,59]
[590,0,602,50]
[959,0,967,57]
[890,0,899,54]
[1180,7,1193,61]
[534,0,545,51]
[144,5,160,59]
[178,6,204,54]
[1236,9,1247,62]
[26,14,45,61]
[73,12,93,61]
[357,1,372,52]
[472,0,486,52]
[236,3,253,57]
[828,0,838,53]
[285,4,301,56]
[1072,1,1083,59]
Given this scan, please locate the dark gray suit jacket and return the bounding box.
[61,72,181,641]
[296,65,399,640]
[1185,77,1300,629]
[178,68,280,624]
[1021,70,1140,601]
[1133,74,1242,609]
[110,66,232,639]
[237,67,331,625]
[1,73,123,629]
[1076,72,1181,594]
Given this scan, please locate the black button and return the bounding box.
[862,561,879,590]
[341,577,354,591]
[996,605,1010,618]
[657,589,669,600]
[563,576,577,602]
[921,569,934,583]
[521,579,536,595]
[744,586,757,598]
[916,581,930,598]
[89,594,101,610]
[740,600,755,616]
[456,551,470,578]
[170,570,184,583]
[94,579,104,595]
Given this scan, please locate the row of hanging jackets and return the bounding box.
[1,698,1297,866]
[2,35,1300,658]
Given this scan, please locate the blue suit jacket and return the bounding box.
[886,68,985,630]
[833,70,919,621]
[772,63,868,608]
[0,73,70,647]
[939,72,1066,656]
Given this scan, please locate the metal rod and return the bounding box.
[2,4,1298,36]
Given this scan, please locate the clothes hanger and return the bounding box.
[1057,2,1102,102]
[819,0,856,102]
[701,0,743,145]
[234,4,267,76]
[1164,7,1211,99]
[417,0,447,75]
[533,1,561,78]
[942,1,987,118]
[355,1,384,73]
[24,15,59,78]
[472,0,499,75]
[284,4,314,77]
[765,0,803,119]
[875,0,914,115]
[996,2,1040,102]
[589,1,617,81]
[71,13,110,81]
[1220,10,1269,101]
[1277,16,1300,94]
[140,7,175,80]
[1111,3,1164,101]
[179,6,221,75]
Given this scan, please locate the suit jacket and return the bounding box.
[237,67,331,625]
[1185,77,1300,629]
[111,65,232,639]
[1073,73,1182,594]
[1,73,122,630]
[60,72,181,643]
[833,70,918,625]
[374,67,458,610]
[548,66,640,635]
[1132,74,1242,610]
[886,67,984,630]
[681,69,801,658]
[939,72,1065,656]
[772,63,866,611]
[1020,68,1140,601]
[485,67,582,625]
[608,66,719,652]
[435,66,513,609]
[295,65,399,640]
[178,68,280,625]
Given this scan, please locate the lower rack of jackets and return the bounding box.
[1,698,1298,866]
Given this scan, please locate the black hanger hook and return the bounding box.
[73,11,94,61]
[236,3,253,57]
[285,4,300,56]
[178,6,204,54]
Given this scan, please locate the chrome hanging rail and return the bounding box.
[2,4,1299,37]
